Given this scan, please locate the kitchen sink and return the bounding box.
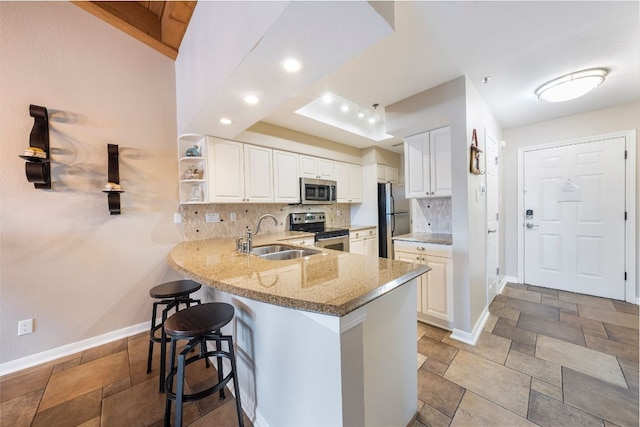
[251,244,296,255]
[258,248,321,261]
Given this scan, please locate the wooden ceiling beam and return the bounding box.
[73,1,182,60]
[161,2,196,50]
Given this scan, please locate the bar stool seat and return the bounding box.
[163,302,243,427]
[147,279,201,393]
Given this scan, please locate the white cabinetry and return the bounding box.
[350,227,377,256]
[300,155,334,179]
[335,162,363,203]
[273,150,300,203]
[394,240,453,329]
[207,137,273,203]
[377,164,399,184]
[178,134,208,204]
[278,236,315,247]
[404,126,451,199]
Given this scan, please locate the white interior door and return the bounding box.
[485,131,499,302]
[523,137,626,299]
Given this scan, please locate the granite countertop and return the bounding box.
[348,224,377,232]
[392,232,453,245]
[168,232,428,317]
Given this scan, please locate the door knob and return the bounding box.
[525,222,539,230]
[488,229,497,234]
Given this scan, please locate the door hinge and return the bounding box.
[625,150,628,159]
[625,211,628,220]
[624,272,627,281]
[496,267,500,276]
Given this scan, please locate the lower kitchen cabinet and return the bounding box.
[394,240,453,329]
[350,227,377,256]
[278,236,316,247]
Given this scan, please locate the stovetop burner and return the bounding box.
[289,212,349,239]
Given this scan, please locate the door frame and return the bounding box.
[485,129,500,304]
[516,130,637,303]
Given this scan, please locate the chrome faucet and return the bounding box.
[236,214,279,254]
[254,214,278,236]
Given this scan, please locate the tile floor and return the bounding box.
[1,283,638,426]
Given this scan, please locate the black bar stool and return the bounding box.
[163,302,243,427]
[147,279,202,393]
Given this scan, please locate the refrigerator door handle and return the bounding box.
[391,214,396,234]
[390,193,395,214]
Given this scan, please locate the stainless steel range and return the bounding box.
[290,212,350,252]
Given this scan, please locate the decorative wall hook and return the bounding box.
[469,128,484,175]
[102,143,124,215]
[19,104,51,189]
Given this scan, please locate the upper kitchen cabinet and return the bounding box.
[335,162,363,203]
[207,137,273,203]
[299,155,334,180]
[178,134,208,204]
[273,150,300,203]
[404,126,451,198]
[377,164,399,184]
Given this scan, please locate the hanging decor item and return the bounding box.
[469,128,483,175]
[102,144,124,215]
[19,104,51,189]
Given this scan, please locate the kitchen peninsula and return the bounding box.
[168,232,429,427]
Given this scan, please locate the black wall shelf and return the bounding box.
[20,104,51,189]
[103,143,124,215]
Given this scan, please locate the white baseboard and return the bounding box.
[499,276,516,293]
[449,306,490,346]
[0,321,150,377]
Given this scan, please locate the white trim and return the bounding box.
[449,306,489,345]
[516,130,637,302]
[0,321,150,377]
[625,130,637,303]
[498,276,512,293]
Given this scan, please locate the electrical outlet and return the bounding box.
[18,319,33,336]
[230,212,237,222]
[205,213,221,223]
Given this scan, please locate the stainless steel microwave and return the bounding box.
[300,178,337,205]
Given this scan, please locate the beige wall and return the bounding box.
[0,2,181,364]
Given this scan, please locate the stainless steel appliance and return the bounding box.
[300,178,337,205]
[290,212,349,251]
[378,183,410,258]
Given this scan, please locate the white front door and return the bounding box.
[485,131,499,302]
[523,137,626,299]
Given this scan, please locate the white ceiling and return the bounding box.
[262,1,640,153]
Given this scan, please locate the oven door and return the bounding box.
[316,234,350,252]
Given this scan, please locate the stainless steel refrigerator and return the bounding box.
[378,183,410,258]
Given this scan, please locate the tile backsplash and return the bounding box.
[180,203,352,241]
[412,197,452,234]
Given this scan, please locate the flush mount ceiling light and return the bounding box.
[219,118,232,125]
[282,57,302,73]
[536,68,607,102]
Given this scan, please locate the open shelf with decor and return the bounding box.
[178,133,208,204]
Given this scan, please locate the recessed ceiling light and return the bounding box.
[368,117,375,124]
[341,104,349,112]
[244,95,259,105]
[536,68,607,102]
[322,93,333,104]
[358,111,365,118]
[282,57,302,73]
[219,118,232,125]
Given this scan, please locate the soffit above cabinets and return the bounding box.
[72,1,196,60]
